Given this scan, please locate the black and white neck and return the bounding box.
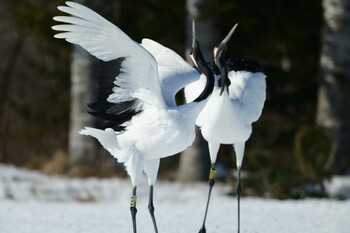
[190,20,214,102]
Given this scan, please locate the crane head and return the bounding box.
[214,23,238,95]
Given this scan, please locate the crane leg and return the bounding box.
[130,187,137,233]
[199,163,216,233]
[148,185,159,233]
[236,167,241,233]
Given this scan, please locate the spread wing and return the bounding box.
[141,39,200,107]
[52,1,166,130]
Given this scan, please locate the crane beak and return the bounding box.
[216,23,238,95]
[221,23,238,45]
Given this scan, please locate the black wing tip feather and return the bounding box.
[87,100,142,132]
[87,58,143,132]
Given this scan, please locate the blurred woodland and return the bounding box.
[0,0,349,199]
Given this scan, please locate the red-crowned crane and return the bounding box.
[52,2,214,233]
[185,24,266,233]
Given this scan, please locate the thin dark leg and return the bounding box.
[130,187,137,233]
[199,164,216,233]
[148,185,159,233]
[236,167,241,233]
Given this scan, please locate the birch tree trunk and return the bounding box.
[178,0,217,181]
[68,45,97,166]
[316,0,350,174]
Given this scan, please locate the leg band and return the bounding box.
[209,168,216,180]
[130,195,137,208]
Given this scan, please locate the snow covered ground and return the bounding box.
[0,164,349,233]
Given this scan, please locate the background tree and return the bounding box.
[68,44,97,167]
[316,0,350,174]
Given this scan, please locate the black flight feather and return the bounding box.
[87,58,142,131]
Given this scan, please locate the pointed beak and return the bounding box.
[216,23,238,95]
[221,23,238,45]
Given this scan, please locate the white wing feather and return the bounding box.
[229,71,266,124]
[141,39,200,106]
[79,127,119,158]
[52,1,165,107]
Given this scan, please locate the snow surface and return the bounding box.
[0,164,349,233]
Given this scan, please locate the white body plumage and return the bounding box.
[185,70,266,166]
